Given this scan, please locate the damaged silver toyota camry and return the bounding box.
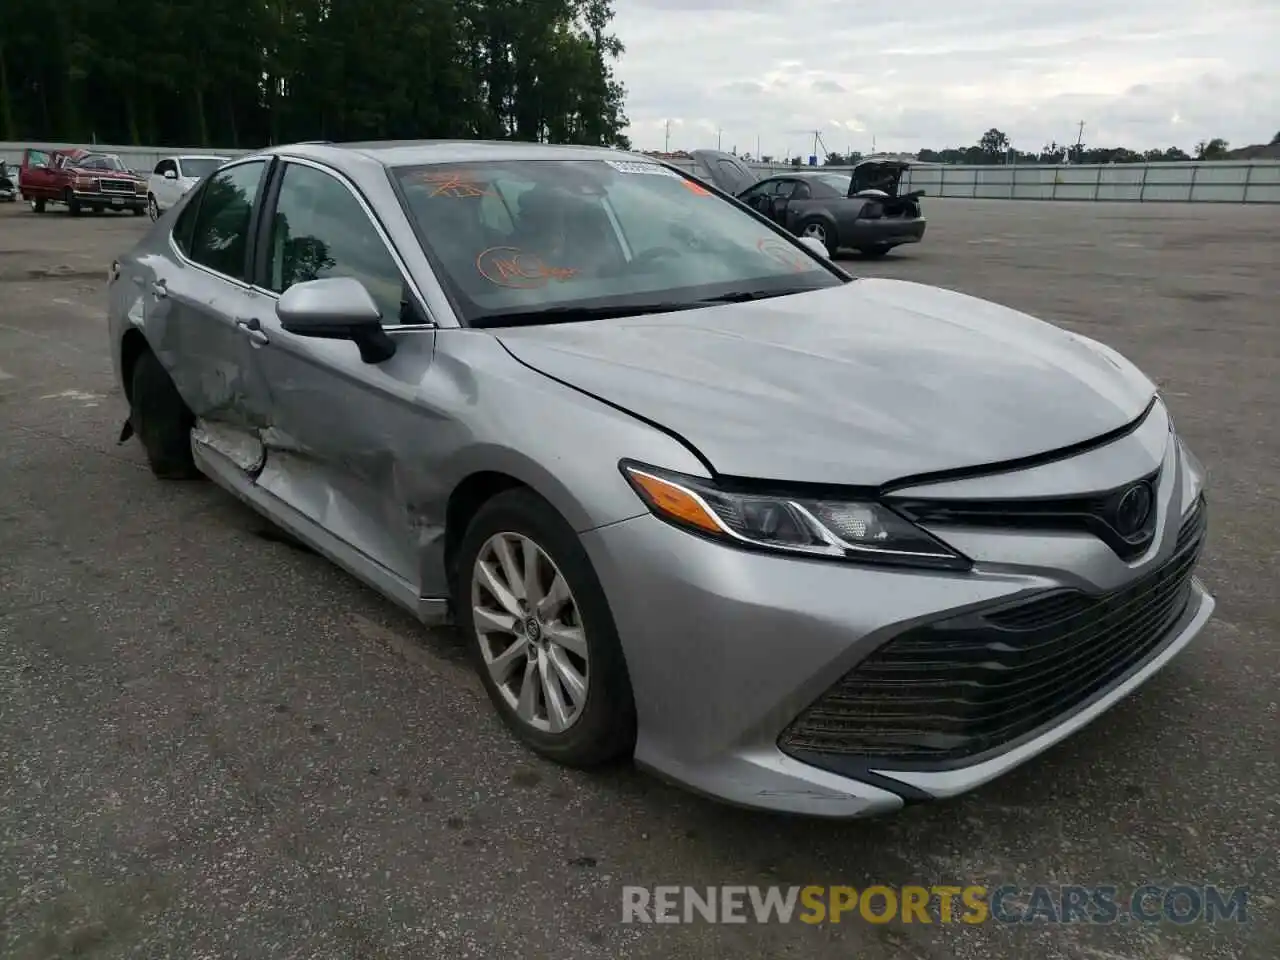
[108,140,1214,817]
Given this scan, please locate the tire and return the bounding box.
[129,349,202,480]
[92,204,104,215]
[147,195,160,220]
[132,206,144,217]
[799,217,838,256]
[64,189,81,216]
[30,197,46,213]
[455,488,636,767]
[858,245,892,259]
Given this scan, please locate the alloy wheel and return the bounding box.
[471,531,589,734]
[802,222,827,244]
[148,195,159,220]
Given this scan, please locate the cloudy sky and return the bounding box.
[612,0,1280,157]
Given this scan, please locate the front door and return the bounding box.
[238,158,439,590]
[149,157,276,471]
[21,149,55,198]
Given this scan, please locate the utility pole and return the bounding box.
[756,134,760,159]
[1072,120,1085,162]
[664,119,670,153]
[717,127,722,151]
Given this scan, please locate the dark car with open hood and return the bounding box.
[687,150,926,258]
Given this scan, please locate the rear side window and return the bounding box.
[178,161,267,280]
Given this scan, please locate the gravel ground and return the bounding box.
[1,196,1277,959]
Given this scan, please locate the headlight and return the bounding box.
[619,462,970,570]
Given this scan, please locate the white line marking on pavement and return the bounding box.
[40,389,104,403]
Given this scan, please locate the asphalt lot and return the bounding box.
[1,196,1277,959]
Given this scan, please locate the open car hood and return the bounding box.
[689,149,760,195]
[850,158,910,197]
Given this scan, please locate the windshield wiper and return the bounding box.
[697,288,814,304]
[475,302,702,327]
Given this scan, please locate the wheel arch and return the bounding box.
[119,326,152,404]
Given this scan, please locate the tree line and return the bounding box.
[808,128,1280,167]
[0,0,631,150]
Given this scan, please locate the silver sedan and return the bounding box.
[107,140,1214,817]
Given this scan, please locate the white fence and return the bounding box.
[4,141,1277,203]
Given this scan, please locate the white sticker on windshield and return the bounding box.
[605,160,681,177]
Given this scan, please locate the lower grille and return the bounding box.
[100,179,135,194]
[779,497,1207,768]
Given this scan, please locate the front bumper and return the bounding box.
[71,188,146,208]
[581,414,1212,817]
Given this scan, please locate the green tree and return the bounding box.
[0,0,629,148]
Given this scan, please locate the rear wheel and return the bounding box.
[799,217,837,256]
[129,349,202,480]
[456,488,636,767]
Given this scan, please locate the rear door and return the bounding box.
[235,157,439,589]
[149,157,276,471]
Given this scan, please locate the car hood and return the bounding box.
[70,166,144,180]
[493,279,1156,487]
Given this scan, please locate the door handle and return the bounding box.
[150,279,167,298]
[235,317,270,346]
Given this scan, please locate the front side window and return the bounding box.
[392,159,843,327]
[266,163,407,323]
[25,149,51,168]
[182,161,267,279]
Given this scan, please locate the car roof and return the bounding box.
[258,139,653,170]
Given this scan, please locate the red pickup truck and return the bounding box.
[18,147,148,216]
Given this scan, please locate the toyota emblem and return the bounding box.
[1114,483,1154,538]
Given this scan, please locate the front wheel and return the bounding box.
[64,189,81,216]
[798,217,837,256]
[456,488,636,768]
[147,195,160,220]
[30,197,46,213]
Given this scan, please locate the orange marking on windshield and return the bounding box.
[476,247,579,288]
[681,180,712,196]
[756,237,810,273]
[418,172,493,198]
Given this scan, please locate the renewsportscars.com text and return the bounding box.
[621,884,1250,925]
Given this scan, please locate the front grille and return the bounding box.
[779,496,1207,768]
[100,179,135,194]
[892,468,1162,562]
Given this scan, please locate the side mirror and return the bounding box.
[797,236,829,259]
[276,277,397,364]
[163,169,178,180]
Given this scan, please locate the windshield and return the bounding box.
[391,159,844,327]
[78,153,126,171]
[179,158,223,180]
